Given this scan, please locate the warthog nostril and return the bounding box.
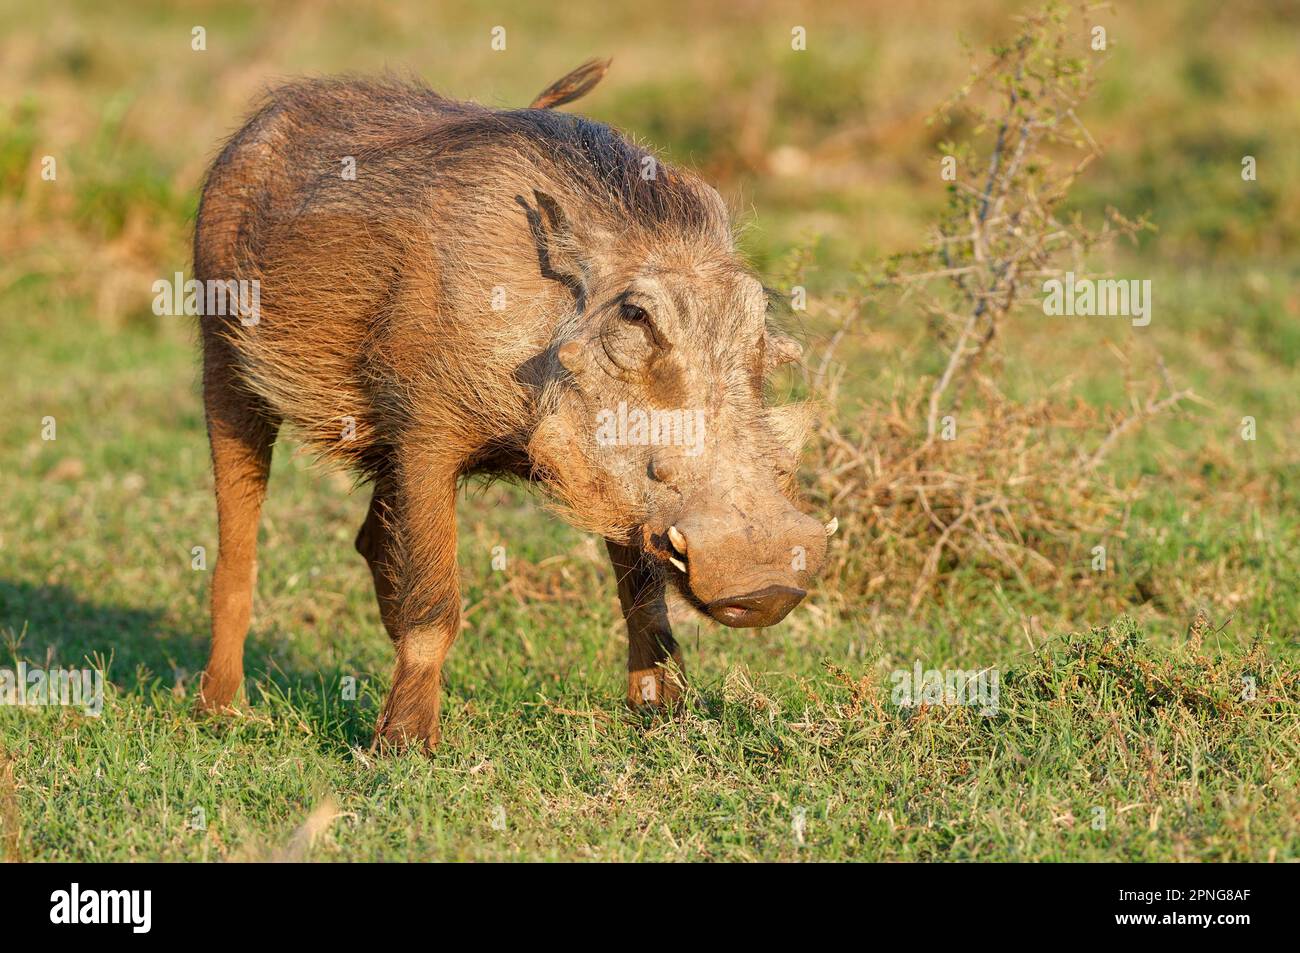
[705,584,806,629]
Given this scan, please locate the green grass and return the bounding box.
[3,588,1295,861]
[0,299,1296,861]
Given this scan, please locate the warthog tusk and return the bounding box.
[824,517,839,537]
[667,525,688,555]
[669,556,687,573]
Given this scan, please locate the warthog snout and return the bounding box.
[705,585,806,628]
[661,490,829,628]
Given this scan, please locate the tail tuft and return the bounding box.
[530,58,612,110]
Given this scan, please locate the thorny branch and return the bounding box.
[802,3,1194,613]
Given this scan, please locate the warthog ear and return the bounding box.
[765,333,803,371]
[520,190,588,307]
[767,401,817,467]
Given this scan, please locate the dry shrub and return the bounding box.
[812,350,1196,613]
[801,3,1196,614]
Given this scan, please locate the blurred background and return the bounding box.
[3,0,1297,307]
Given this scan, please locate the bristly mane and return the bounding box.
[471,109,728,239]
[221,63,730,247]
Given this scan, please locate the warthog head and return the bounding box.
[523,137,831,627]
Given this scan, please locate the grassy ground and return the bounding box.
[1,0,1297,860]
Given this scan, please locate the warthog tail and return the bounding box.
[530,58,612,110]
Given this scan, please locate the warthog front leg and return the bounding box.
[605,540,684,708]
[373,461,461,753]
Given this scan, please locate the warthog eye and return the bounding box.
[619,302,650,324]
[613,297,668,351]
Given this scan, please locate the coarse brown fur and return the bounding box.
[194,60,829,752]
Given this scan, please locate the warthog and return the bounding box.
[194,60,832,751]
